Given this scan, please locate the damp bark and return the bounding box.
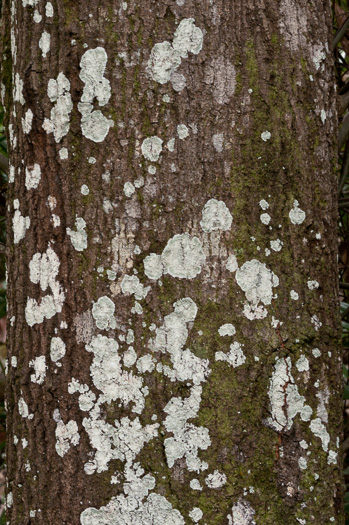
[0,0,343,523]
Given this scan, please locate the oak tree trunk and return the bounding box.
[1,0,343,523]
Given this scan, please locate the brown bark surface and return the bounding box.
[1,0,343,523]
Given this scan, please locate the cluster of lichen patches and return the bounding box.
[147,18,203,90]
[227,499,256,524]
[53,410,80,457]
[25,246,65,326]
[78,47,114,142]
[42,73,73,142]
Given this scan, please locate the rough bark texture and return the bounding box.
[0,0,343,523]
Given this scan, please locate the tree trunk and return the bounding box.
[1,0,343,523]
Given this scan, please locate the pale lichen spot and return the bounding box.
[172,18,204,58]
[189,507,203,522]
[50,337,66,363]
[290,290,299,300]
[226,254,238,273]
[13,199,30,244]
[39,31,51,57]
[310,418,330,451]
[92,296,116,330]
[236,259,279,320]
[141,136,163,162]
[177,124,189,139]
[289,200,305,225]
[218,324,236,337]
[29,356,47,384]
[25,163,41,190]
[22,109,33,134]
[59,147,68,160]
[298,457,307,470]
[33,10,42,23]
[296,356,309,372]
[124,182,135,197]
[45,2,54,17]
[261,131,271,141]
[270,239,283,252]
[67,217,88,251]
[229,499,256,525]
[78,47,114,142]
[190,479,202,491]
[307,280,319,290]
[260,213,271,225]
[311,314,322,331]
[121,275,150,300]
[205,470,227,488]
[81,184,89,195]
[200,199,232,233]
[312,348,321,358]
[259,199,269,210]
[212,133,224,152]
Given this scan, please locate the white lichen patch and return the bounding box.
[25,163,41,190]
[25,246,65,326]
[205,470,227,488]
[261,131,271,141]
[215,342,246,368]
[290,290,299,300]
[260,213,271,225]
[50,337,66,363]
[200,199,233,233]
[177,124,189,139]
[328,450,338,465]
[235,259,279,320]
[212,133,224,152]
[296,356,309,372]
[259,199,269,210]
[218,324,236,337]
[29,355,47,384]
[229,499,256,525]
[14,73,25,104]
[78,47,114,142]
[270,239,283,252]
[141,136,163,162]
[124,182,135,197]
[55,418,80,457]
[226,254,238,273]
[307,280,319,290]
[121,275,150,301]
[312,348,321,358]
[81,184,89,195]
[92,296,116,330]
[150,298,210,386]
[144,233,206,280]
[310,418,330,451]
[39,31,50,57]
[22,108,33,134]
[42,73,73,142]
[45,2,53,16]
[147,18,203,86]
[66,217,87,251]
[190,479,202,491]
[13,199,30,244]
[289,200,305,225]
[298,457,307,470]
[267,357,312,432]
[33,9,42,22]
[18,397,29,418]
[163,385,211,472]
[189,508,203,522]
[59,147,68,159]
[311,314,322,331]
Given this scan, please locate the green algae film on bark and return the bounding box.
[1,0,343,523]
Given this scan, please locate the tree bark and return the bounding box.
[1,0,343,523]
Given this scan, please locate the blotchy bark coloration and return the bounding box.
[1,0,343,523]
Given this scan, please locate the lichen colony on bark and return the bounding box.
[1,0,343,523]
